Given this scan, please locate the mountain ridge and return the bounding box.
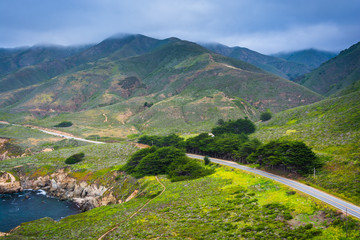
[0,34,322,137]
[201,42,313,80]
[273,48,337,69]
[296,41,360,95]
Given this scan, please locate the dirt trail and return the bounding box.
[98,176,166,240]
[103,113,108,123]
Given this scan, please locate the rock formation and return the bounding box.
[1,168,138,211]
[0,171,22,193]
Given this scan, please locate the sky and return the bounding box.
[1,0,359,54]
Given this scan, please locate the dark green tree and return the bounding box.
[212,118,255,136]
[134,147,185,177]
[122,147,157,173]
[247,140,321,175]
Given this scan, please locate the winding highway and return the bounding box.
[187,153,360,220]
[2,121,359,220]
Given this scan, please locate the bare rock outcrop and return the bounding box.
[0,171,22,193]
[19,168,119,211]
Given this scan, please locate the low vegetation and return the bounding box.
[65,152,85,164]
[0,142,137,172]
[6,166,359,239]
[253,88,360,204]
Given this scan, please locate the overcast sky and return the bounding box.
[1,0,359,54]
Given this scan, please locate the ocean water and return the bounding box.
[0,189,81,232]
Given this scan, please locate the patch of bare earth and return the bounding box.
[288,211,333,228]
[116,109,133,124]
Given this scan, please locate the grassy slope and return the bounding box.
[0,142,137,172]
[252,89,360,204]
[297,41,360,95]
[0,36,322,114]
[4,166,359,239]
[274,49,337,69]
[0,35,161,94]
[0,40,322,138]
[202,43,312,80]
[0,124,63,151]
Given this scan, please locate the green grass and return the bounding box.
[298,41,360,95]
[252,90,360,204]
[6,166,359,239]
[0,142,137,172]
[0,123,63,150]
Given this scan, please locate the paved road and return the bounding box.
[187,153,360,220]
[3,120,359,219]
[36,128,104,144]
[0,122,104,144]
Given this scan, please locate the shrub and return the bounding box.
[144,102,153,108]
[217,119,225,125]
[260,111,272,121]
[204,156,210,165]
[65,153,85,164]
[54,121,73,127]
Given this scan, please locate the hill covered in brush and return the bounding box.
[296,41,360,95]
[0,34,322,137]
[202,43,317,80]
[273,49,336,69]
[253,83,360,204]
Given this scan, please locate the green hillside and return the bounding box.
[1,144,357,239]
[296,41,360,95]
[0,36,322,137]
[202,43,312,80]
[0,35,163,93]
[0,45,90,78]
[274,49,337,69]
[253,88,360,204]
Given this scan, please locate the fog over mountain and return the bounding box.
[0,0,359,54]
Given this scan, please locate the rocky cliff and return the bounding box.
[0,168,139,211]
[0,171,22,193]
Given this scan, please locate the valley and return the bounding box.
[0,33,359,239]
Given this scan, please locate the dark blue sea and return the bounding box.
[0,189,81,232]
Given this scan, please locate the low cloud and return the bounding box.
[0,0,359,53]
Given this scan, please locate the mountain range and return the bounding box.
[1,33,360,237]
[201,43,336,80]
[0,34,326,136]
[273,49,337,69]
